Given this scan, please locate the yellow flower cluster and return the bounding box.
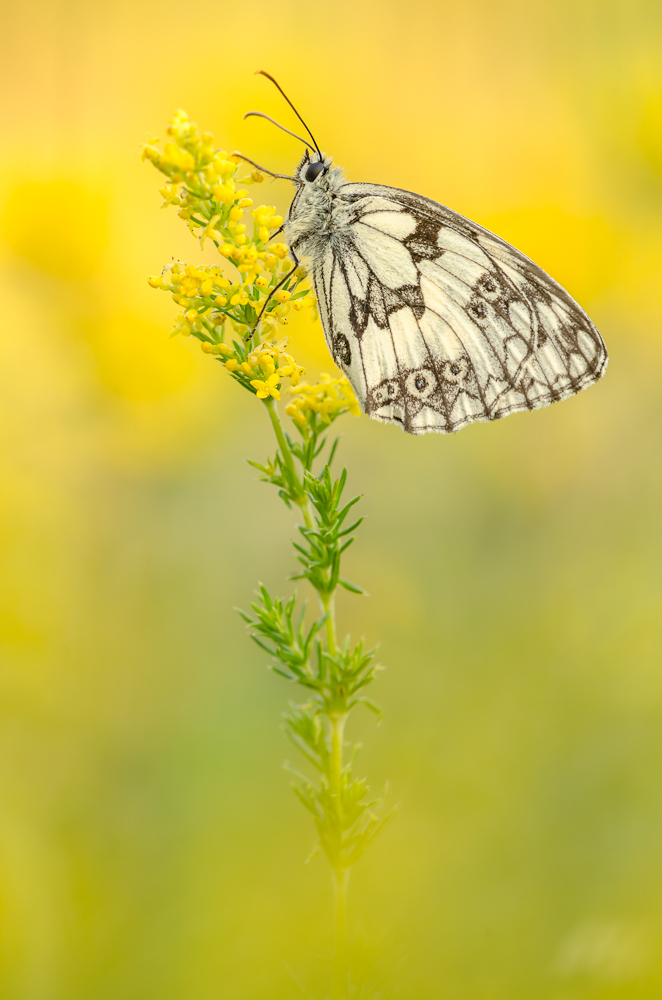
[144,109,360,432]
[286,375,361,428]
[142,110,314,344]
[200,340,305,399]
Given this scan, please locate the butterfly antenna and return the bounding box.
[256,70,323,159]
[243,112,314,152]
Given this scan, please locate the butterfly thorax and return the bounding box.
[285,154,349,270]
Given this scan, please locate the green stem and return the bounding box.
[322,593,337,655]
[332,867,349,1000]
[329,713,346,799]
[329,712,348,997]
[263,397,313,528]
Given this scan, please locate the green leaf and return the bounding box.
[338,578,369,595]
[354,697,383,721]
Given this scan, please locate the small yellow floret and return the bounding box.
[250,373,281,400]
[213,183,235,204]
[161,143,195,172]
[253,205,274,224]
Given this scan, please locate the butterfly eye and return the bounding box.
[305,161,326,182]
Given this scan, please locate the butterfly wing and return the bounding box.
[309,182,608,435]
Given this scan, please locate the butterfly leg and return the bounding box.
[230,152,296,183]
[245,248,301,342]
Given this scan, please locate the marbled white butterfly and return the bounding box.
[243,73,608,436]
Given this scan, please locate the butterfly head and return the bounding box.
[305,160,326,182]
[296,150,342,192]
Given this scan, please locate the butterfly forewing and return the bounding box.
[305,181,607,435]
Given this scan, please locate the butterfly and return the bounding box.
[243,73,608,436]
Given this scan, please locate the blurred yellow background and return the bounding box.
[1,0,662,996]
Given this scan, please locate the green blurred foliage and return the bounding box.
[1,0,662,997]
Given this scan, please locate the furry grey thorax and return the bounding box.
[284,153,349,271]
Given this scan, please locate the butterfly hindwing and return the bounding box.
[311,181,607,435]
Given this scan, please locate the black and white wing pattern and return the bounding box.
[312,183,608,435]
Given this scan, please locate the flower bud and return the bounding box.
[213,183,235,204]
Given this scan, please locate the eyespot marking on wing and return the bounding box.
[333,333,352,366]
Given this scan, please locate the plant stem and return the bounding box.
[332,867,349,1000]
[330,710,349,999]
[263,396,313,528]
[264,395,300,487]
[329,712,346,799]
[322,593,337,655]
[265,394,353,997]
